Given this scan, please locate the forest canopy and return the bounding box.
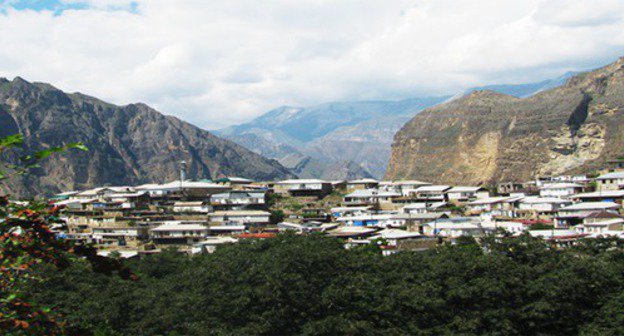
[18,233,624,336]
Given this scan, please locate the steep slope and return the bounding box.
[386,57,624,185]
[464,71,578,98]
[0,77,294,197]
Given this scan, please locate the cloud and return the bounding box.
[0,0,623,129]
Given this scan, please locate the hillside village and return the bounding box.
[41,159,624,258]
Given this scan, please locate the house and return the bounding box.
[410,185,451,201]
[539,183,583,198]
[368,228,433,253]
[330,206,372,219]
[401,202,450,215]
[379,180,431,195]
[210,191,266,210]
[556,202,620,226]
[172,201,212,213]
[346,178,379,192]
[596,171,624,191]
[576,211,624,234]
[138,180,230,199]
[149,222,209,245]
[274,179,333,198]
[214,177,254,189]
[422,217,491,238]
[496,182,525,195]
[91,225,149,245]
[343,189,401,206]
[480,220,527,235]
[529,229,589,244]
[191,236,238,254]
[326,226,378,238]
[568,190,624,204]
[517,197,572,214]
[208,210,271,226]
[278,221,339,233]
[446,186,490,202]
[465,197,522,216]
[336,213,408,228]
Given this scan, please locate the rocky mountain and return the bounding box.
[0,77,294,197]
[218,97,451,178]
[385,57,624,185]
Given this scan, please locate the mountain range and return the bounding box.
[0,77,294,197]
[386,57,624,185]
[218,72,578,179]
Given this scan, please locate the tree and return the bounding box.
[0,133,132,335]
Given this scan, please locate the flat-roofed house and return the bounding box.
[568,190,624,204]
[423,217,492,238]
[191,236,239,254]
[274,179,333,198]
[346,178,379,192]
[210,191,266,210]
[576,211,624,234]
[411,185,451,201]
[208,210,271,226]
[557,202,620,226]
[596,171,624,191]
[343,189,401,206]
[172,201,212,214]
[446,186,490,202]
[517,197,573,215]
[379,180,431,196]
[539,183,583,198]
[214,177,255,190]
[465,197,522,216]
[149,222,209,245]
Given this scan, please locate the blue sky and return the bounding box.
[0,0,623,129]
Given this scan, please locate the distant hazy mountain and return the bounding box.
[464,72,578,98]
[218,97,451,178]
[219,72,575,179]
[0,77,294,197]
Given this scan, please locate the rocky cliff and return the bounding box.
[385,57,624,185]
[0,77,294,197]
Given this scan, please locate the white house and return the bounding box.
[557,202,620,226]
[210,191,266,209]
[274,179,333,197]
[149,222,209,244]
[410,185,451,201]
[539,183,583,198]
[208,210,271,226]
[596,171,624,191]
[191,236,238,254]
[172,201,212,213]
[576,211,624,234]
[465,197,522,216]
[517,197,572,214]
[446,186,490,202]
[346,178,379,192]
[379,180,431,195]
[423,217,492,238]
[343,189,401,206]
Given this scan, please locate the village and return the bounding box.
[45,159,624,258]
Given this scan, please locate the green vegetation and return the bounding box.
[12,234,624,335]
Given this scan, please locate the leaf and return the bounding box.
[66,142,88,152]
[0,134,24,149]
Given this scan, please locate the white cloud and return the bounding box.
[0,0,623,129]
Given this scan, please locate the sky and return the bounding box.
[1,0,624,129]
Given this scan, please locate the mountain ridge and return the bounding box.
[0,77,295,197]
[385,57,624,185]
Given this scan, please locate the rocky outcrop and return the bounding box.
[385,57,624,185]
[0,78,294,197]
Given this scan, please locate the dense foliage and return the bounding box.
[0,134,132,335]
[19,234,624,335]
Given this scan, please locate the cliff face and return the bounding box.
[385,57,624,185]
[0,78,294,197]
